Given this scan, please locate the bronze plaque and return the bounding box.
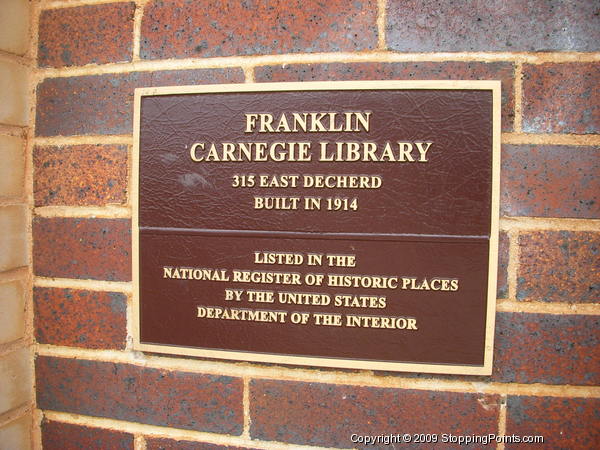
[133,81,500,375]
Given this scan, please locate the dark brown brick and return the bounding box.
[36,356,243,434]
[494,312,600,385]
[255,61,515,131]
[35,69,244,137]
[523,63,599,134]
[33,218,131,281]
[506,396,600,449]
[250,380,500,448]
[497,231,509,299]
[386,0,600,52]
[147,438,253,450]
[141,0,377,60]
[502,146,600,219]
[34,144,128,206]
[42,420,134,450]
[34,287,126,349]
[38,3,136,68]
[517,231,599,303]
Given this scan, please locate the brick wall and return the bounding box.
[0,0,34,448]
[31,0,599,449]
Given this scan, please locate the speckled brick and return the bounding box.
[34,287,126,349]
[36,357,243,434]
[141,0,377,60]
[502,146,600,219]
[35,68,244,137]
[497,232,509,299]
[42,420,134,450]
[255,61,515,131]
[38,3,136,68]
[386,0,600,52]
[33,217,131,281]
[250,380,500,448]
[494,313,600,385]
[517,231,599,303]
[146,438,254,450]
[506,397,600,449]
[34,144,128,206]
[523,63,599,134]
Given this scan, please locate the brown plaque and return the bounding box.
[133,81,500,375]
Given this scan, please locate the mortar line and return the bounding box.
[42,411,334,450]
[0,49,32,66]
[0,197,28,207]
[0,124,27,137]
[506,230,519,301]
[132,1,145,62]
[134,434,147,450]
[0,272,29,355]
[501,133,600,146]
[497,300,600,315]
[0,339,28,358]
[29,0,41,62]
[35,344,600,398]
[33,51,600,80]
[44,0,126,9]
[125,293,134,351]
[33,135,133,146]
[24,274,35,354]
[0,404,33,429]
[28,3,42,449]
[0,267,29,283]
[34,276,133,293]
[34,205,131,218]
[126,141,134,209]
[243,66,255,83]
[376,0,387,50]
[32,409,43,450]
[513,63,523,132]
[242,377,251,439]
[497,394,508,450]
[500,216,600,232]
[28,0,43,65]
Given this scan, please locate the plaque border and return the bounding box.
[132,80,501,375]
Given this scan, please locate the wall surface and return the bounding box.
[30,0,599,449]
[0,0,34,448]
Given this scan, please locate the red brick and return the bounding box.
[38,3,136,68]
[502,146,600,219]
[494,312,600,385]
[250,380,500,447]
[34,144,128,206]
[42,420,134,450]
[386,0,600,52]
[255,61,515,131]
[523,63,599,134]
[34,287,126,349]
[497,232,509,299]
[506,396,600,449]
[36,356,243,434]
[33,218,131,281]
[147,438,253,450]
[517,231,599,303]
[141,0,377,60]
[35,69,244,137]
